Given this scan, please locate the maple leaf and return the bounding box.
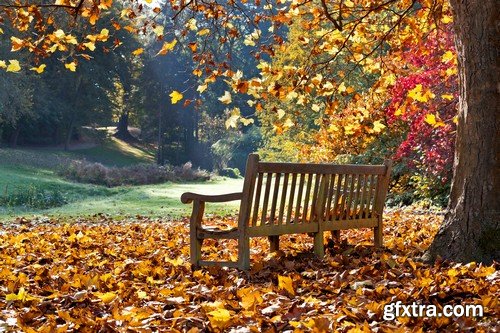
[278,275,295,295]
[30,64,46,73]
[132,48,144,56]
[65,61,77,72]
[207,308,232,329]
[169,90,183,104]
[156,39,177,56]
[95,291,117,304]
[218,91,232,104]
[6,60,21,72]
[153,25,164,37]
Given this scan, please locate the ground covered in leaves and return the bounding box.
[0,211,498,332]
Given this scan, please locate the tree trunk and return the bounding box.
[115,110,136,141]
[424,0,500,263]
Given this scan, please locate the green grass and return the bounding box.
[0,145,242,221]
[68,137,155,167]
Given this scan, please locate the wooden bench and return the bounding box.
[181,154,392,270]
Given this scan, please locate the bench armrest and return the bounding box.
[181,192,243,204]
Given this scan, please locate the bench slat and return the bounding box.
[261,173,273,225]
[322,218,378,231]
[294,173,306,224]
[269,173,281,225]
[258,162,387,175]
[285,173,297,226]
[251,172,264,227]
[278,173,289,226]
[248,222,318,237]
[302,174,314,224]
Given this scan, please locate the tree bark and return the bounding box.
[115,110,136,141]
[424,0,500,263]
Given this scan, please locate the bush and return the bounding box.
[218,168,241,178]
[0,184,67,209]
[59,160,211,187]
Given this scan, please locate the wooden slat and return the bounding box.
[277,173,289,226]
[260,173,273,225]
[302,174,314,223]
[197,229,239,239]
[368,174,377,215]
[269,173,281,225]
[339,174,350,220]
[330,173,343,222]
[310,174,322,221]
[321,218,379,231]
[358,174,367,219]
[324,174,336,222]
[294,173,306,224]
[345,174,356,220]
[285,173,297,225]
[352,174,362,219]
[248,222,318,237]
[258,162,387,175]
[251,173,263,227]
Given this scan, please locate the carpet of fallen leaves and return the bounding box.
[0,210,498,332]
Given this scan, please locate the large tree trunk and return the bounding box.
[424,0,499,263]
[115,110,136,142]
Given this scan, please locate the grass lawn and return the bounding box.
[0,163,243,221]
[0,143,242,221]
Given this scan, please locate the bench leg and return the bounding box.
[190,237,203,267]
[331,230,340,242]
[269,236,279,252]
[374,226,383,248]
[238,236,250,270]
[189,200,205,267]
[313,232,324,257]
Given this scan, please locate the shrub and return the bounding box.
[0,184,67,209]
[59,160,211,187]
[218,168,241,178]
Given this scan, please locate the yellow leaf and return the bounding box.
[95,291,117,304]
[424,114,437,125]
[6,60,21,72]
[441,51,455,63]
[83,42,96,51]
[240,117,254,126]
[441,94,454,101]
[132,48,144,56]
[277,109,285,119]
[197,84,208,93]
[156,39,177,56]
[197,28,210,36]
[144,0,152,3]
[137,291,148,299]
[441,15,453,24]
[10,37,24,51]
[0,60,7,69]
[408,84,434,102]
[278,275,295,295]
[218,91,232,104]
[153,25,164,36]
[225,115,239,129]
[283,118,294,130]
[30,64,46,74]
[192,69,202,77]
[207,308,232,329]
[65,62,77,72]
[372,120,386,133]
[169,90,183,104]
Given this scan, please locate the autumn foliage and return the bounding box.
[0,212,497,332]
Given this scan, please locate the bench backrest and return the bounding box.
[237,154,392,233]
